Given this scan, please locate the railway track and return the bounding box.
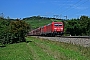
[34,36,90,47]
[61,36,90,38]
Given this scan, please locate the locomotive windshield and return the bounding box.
[54,24,62,26]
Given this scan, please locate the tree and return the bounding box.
[0,17,10,45]
[65,16,90,36]
[0,18,30,45]
[9,20,30,43]
[80,16,89,35]
[80,15,88,21]
[66,19,82,36]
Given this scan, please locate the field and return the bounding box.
[0,36,90,60]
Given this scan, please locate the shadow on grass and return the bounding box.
[26,41,33,43]
[0,45,6,48]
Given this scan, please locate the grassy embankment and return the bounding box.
[0,36,90,60]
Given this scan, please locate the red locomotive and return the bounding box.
[28,22,64,36]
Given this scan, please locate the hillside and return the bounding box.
[23,16,62,29]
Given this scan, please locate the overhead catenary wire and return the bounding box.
[69,0,90,18]
[60,0,82,14]
[51,0,70,19]
[74,0,90,13]
[59,0,90,19]
[54,0,83,19]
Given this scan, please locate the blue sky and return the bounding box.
[0,0,90,19]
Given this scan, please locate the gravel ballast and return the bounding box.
[39,37,90,47]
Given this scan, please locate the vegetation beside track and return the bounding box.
[0,36,90,60]
[1,15,90,45]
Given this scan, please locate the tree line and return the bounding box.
[0,17,30,46]
[64,16,90,36]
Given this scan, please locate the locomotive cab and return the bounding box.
[52,22,64,36]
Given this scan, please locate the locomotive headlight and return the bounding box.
[61,28,63,30]
[54,28,57,31]
[54,28,57,29]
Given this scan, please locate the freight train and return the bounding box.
[28,22,64,36]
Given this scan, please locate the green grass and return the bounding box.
[24,18,61,29]
[0,42,33,60]
[0,36,90,60]
[25,19,52,29]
